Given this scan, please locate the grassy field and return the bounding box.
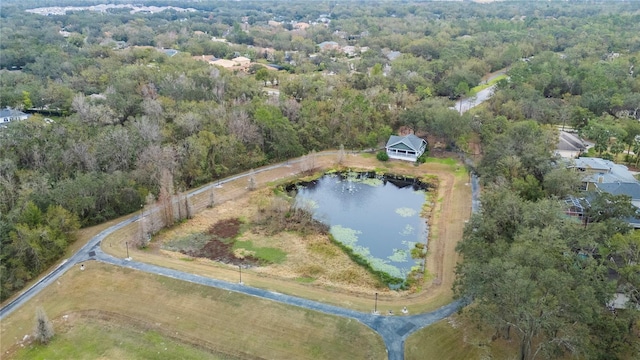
[405,315,521,360]
[13,318,227,360]
[405,318,486,360]
[2,262,385,359]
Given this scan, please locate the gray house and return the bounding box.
[385,134,428,161]
[0,108,30,124]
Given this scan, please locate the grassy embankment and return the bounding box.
[3,262,385,360]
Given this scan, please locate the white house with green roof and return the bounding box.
[385,134,428,161]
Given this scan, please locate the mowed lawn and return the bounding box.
[405,318,484,360]
[405,316,523,360]
[2,262,385,360]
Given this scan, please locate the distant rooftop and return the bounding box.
[557,131,586,152]
[0,107,29,118]
[162,49,179,57]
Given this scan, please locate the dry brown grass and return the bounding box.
[98,152,471,313]
[1,262,385,359]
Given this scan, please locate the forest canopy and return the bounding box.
[0,2,639,357]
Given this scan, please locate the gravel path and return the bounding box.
[0,155,480,360]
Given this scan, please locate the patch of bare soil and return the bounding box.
[207,218,242,238]
[181,218,259,266]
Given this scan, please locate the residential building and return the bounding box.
[0,108,30,124]
[555,130,588,159]
[385,134,428,162]
[570,157,637,190]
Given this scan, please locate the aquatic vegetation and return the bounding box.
[399,224,415,236]
[361,178,384,187]
[387,248,409,263]
[330,225,361,248]
[395,207,417,217]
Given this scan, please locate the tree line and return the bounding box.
[0,5,639,357]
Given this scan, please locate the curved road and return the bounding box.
[0,157,480,360]
[452,68,509,114]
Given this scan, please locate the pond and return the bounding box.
[291,172,430,287]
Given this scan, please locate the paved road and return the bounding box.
[452,85,497,114]
[0,155,480,360]
[451,67,509,114]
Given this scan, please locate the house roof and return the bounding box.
[233,56,251,63]
[193,55,218,62]
[573,157,615,171]
[572,157,638,183]
[386,51,402,61]
[211,59,237,68]
[318,41,339,50]
[557,131,586,152]
[0,108,28,118]
[386,134,426,152]
[162,49,178,57]
[596,182,640,200]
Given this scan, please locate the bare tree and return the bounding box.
[228,109,262,145]
[134,145,177,190]
[175,188,192,220]
[281,98,301,123]
[142,98,163,120]
[33,307,54,345]
[184,191,193,219]
[146,193,162,236]
[72,94,118,125]
[131,116,162,145]
[299,150,317,174]
[71,93,90,120]
[337,144,346,165]
[63,141,97,172]
[247,169,257,191]
[208,187,216,208]
[96,127,134,172]
[177,112,203,137]
[158,168,175,227]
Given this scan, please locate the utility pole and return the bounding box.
[374,292,378,314]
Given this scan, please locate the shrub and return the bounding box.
[33,307,54,345]
[376,151,389,161]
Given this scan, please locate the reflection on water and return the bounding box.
[293,173,429,283]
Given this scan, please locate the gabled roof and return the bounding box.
[572,157,637,183]
[596,182,640,200]
[162,49,178,57]
[573,157,613,171]
[0,108,28,118]
[557,131,586,152]
[386,134,426,152]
